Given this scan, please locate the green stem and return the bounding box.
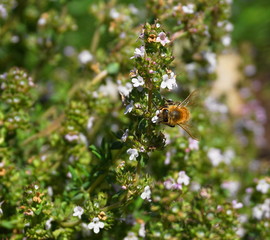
[91,28,101,54]
[148,84,153,114]
[60,220,81,228]
[101,201,122,212]
[135,160,141,183]
[147,78,153,137]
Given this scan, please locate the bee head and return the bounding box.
[161,108,169,123]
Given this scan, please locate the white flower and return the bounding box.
[244,65,256,77]
[177,171,190,186]
[64,46,75,57]
[0,201,4,215]
[190,181,201,191]
[88,217,105,234]
[98,78,118,99]
[78,50,93,64]
[223,149,235,164]
[186,63,197,79]
[11,35,19,43]
[225,0,233,4]
[130,46,145,59]
[73,206,84,219]
[204,96,228,114]
[207,148,223,166]
[203,52,217,74]
[67,172,72,178]
[188,138,199,150]
[127,148,139,161]
[208,148,233,166]
[262,199,270,218]
[182,4,195,14]
[238,214,248,223]
[65,133,79,142]
[0,4,8,19]
[45,218,53,230]
[131,75,144,88]
[124,232,139,240]
[253,204,264,220]
[38,17,46,26]
[121,129,129,142]
[110,8,120,19]
[118,82,133,97]
[151,115,159,123]
[47,186,53,196]
[138,223,146,237]
[221,35,231,46]
[236,227,246,237]
[232,200,243,209]
[164,178,176,190]
[79,133,88,146]
[87,116,95,130]
[129,4,139,14]
[124,100,134,114]
[225,22,234,32]
[256,179,270,194]
[141,186,151,201]
[156,32,170,46]
[221,181,240,197]
[151,110,161,123]
[164,151,171,165]
[160,72,177,90]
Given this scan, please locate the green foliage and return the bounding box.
[0,0,269,239]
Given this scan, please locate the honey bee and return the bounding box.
[157,90,199,140]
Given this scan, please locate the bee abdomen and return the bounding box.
[175,107,190,123]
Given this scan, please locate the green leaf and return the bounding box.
[68,166,78,180]
[72,193,84,201]
[92,150,102,159]
[0,220,17,229]
[138,118,148,130]
[89,145,102,159]
[35,205,43,215]
[106,62,120,74]
[89,144,98,152]
[111,141,123,150]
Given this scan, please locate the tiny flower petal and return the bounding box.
[177,171,190,186]
[131,76,144,88]
[130,46,145,59]
[182,4,195,14]
[160,72,177,90]
[127,148,139,161]
[88,217,104,234]
[124,101,134,114]
[188,138,199,150]
[73,206,84,219]
[156,32,170,46]
[141,185,151,201]
[256,179,270,194]
[78,50,93,64]
[121,129,129,142]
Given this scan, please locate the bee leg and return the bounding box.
[165,99,174,105]
[165,123,175,128]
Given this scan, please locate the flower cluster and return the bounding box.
[0,0,268,239]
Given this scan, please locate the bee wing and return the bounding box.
[178,123,200,141]
[179,90,199,107]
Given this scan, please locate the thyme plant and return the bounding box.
[0,0,269,239]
